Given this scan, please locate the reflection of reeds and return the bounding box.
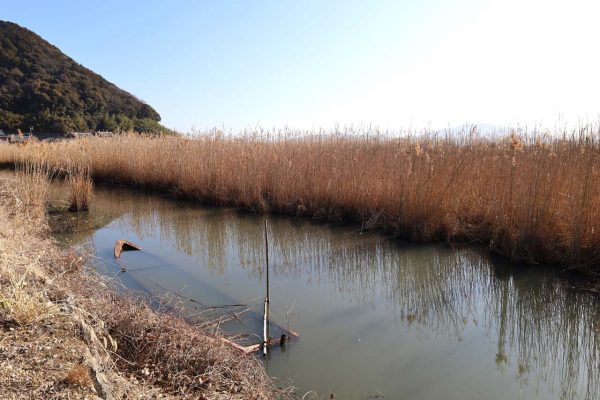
[74,186,600,400]
[1,128,600,268]
[68,167,93,212]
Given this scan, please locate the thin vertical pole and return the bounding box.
[264,220,270,305]
[263,220,270,356]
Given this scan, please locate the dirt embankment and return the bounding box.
[0,174,287,399]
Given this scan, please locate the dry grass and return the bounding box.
[0,269,57,326]
[10,162,51,224]
[67,166,93,211]
[1,127,599,271]
[0,164,285,398]
[85,293,279,397]
[0,172,54,326]
[64,364,94,389]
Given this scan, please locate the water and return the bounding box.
[54,185,600,400]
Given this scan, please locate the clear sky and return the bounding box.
[3,0,600,132]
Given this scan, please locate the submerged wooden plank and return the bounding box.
[221,324,299,354]
[220,337,261,354]
[221,336,295,354]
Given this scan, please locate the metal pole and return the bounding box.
[263,220,270,356]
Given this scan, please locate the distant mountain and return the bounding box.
[0,20,169,135]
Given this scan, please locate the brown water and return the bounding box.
[54,185,600,400]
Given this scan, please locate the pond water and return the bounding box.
[54,185,600,400]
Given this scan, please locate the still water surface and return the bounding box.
[55,185,600,400]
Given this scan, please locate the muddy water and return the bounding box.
[55,185,600,400]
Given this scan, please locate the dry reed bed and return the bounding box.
[66,164,93,211]
[1,130,599,270]
[0,170,283,398]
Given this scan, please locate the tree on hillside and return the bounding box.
[0,20,170,135]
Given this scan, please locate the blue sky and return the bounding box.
[3,0,600,132]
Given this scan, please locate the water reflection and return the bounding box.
[59,186,600,400]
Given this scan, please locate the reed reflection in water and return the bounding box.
[60,186,600,400]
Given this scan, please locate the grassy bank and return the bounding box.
[0,168,285,398]
[1,129,599,272]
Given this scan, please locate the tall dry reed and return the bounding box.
[67,165,93,212]
[1,128,599,269]
[4,162,51,225]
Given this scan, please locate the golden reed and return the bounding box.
[1,128,599,269]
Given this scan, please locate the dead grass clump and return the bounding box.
[62,249,85,273]
[64,364,94,388]
[0,203,57,327]
[0,279,56,326]
[5,162,51,225]
[72,286,281,399]
[68,166,93,212]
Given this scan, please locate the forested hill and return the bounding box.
[0,21,168,135]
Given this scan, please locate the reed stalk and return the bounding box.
[67,166,93,212]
